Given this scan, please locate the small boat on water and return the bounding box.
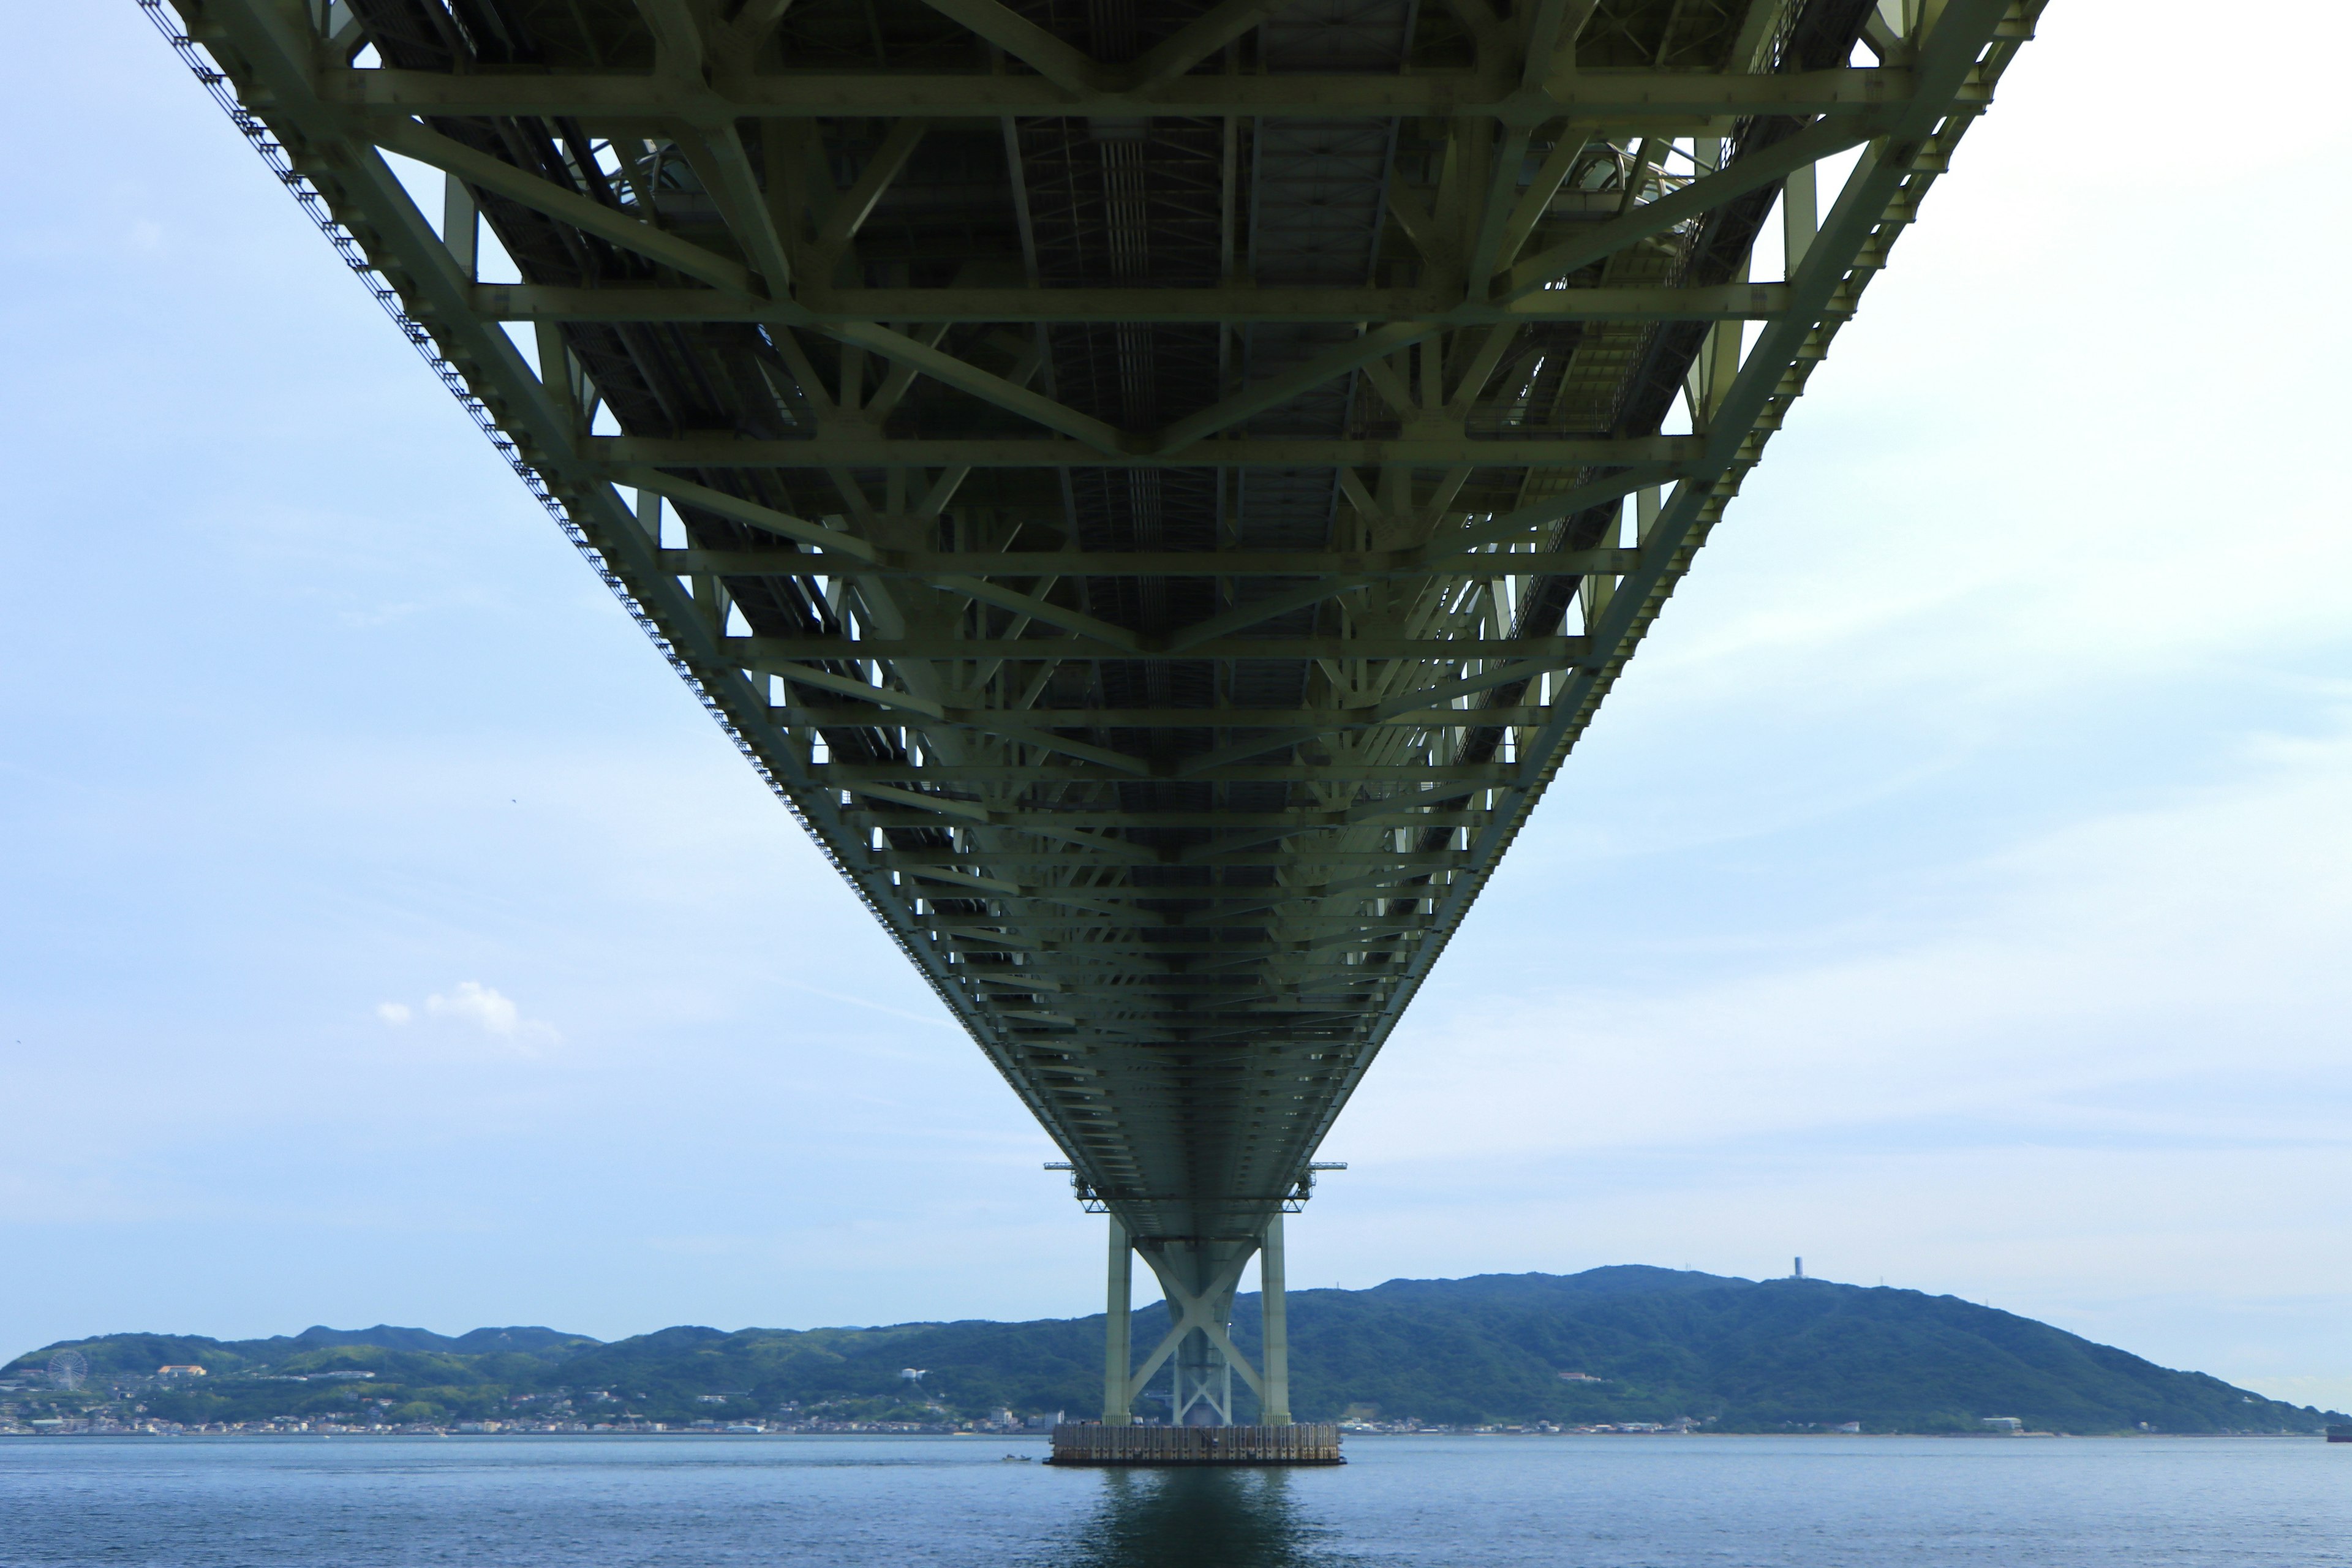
[2328,1425,2351,1444]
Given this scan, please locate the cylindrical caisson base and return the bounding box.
[1046,1423,1343,1466]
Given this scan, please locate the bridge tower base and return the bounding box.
[1068,1212,1338,1464]
[1047,1422,1343,1466]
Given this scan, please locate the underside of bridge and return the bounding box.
[156,0,2036,1432]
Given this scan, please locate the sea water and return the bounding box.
[2,1433,2345,1566]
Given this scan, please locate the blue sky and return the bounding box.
[4,5,2347,1408]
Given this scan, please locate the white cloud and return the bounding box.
[374,1001,412,1025]
[417,981,559,1049]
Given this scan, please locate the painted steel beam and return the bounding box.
[856,806,1491,831]
[478,282,1796,326]
[733,635,1586,660]
[774,703,1557,729]
[609,437,1698,470]
[690,551,1636,579]
[873,851,1473,868]
[818,763,1519,782]
[321,64,1927,121]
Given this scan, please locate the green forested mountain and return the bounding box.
[9,1267,2339,1434]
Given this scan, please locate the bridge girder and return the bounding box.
[151,0,2039,1280]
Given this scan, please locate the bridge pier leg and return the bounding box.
[1261,1214,1291,1425]
[1103,1214,1132,1425]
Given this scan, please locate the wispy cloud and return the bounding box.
[427,981,557,1047]
[371,982,557,1050]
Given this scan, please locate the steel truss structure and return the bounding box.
[156,0,2036,1425]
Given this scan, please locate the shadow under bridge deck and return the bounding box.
[156,0,2038,1430]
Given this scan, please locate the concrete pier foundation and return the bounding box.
[1047,1423,1343,1466]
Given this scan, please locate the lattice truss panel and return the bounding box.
[161,0,2037,1248]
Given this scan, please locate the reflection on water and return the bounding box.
[1038,1466,1362,1568]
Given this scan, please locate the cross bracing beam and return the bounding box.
[736,635,1589,660]
[154,0,2038,1298]
[875,851,1472,868]
[613,439,1698,468]
[775,703,1559,729]
[859,813,1492,839]
[824,763,1520,782]
[923,916,1447,934]
[481,283,1798,326]
[933,883,1457,916]
[323,64,1934,121]
[685,548,1641,578]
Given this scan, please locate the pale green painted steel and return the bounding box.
[1260,1215,1292,1426]
[1104,1215,1133,1426]
[149,0,2039,1419]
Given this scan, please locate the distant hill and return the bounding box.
[9,1268,2340,1434]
